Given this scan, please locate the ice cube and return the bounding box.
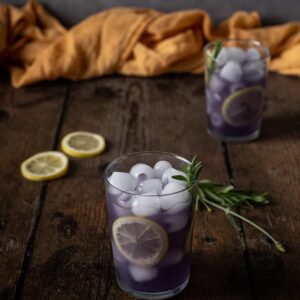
[213,93,222,102]
[220,61,243,83]
[243,61,265,82]
[167,201,190,214]
[110,172,138,192]
[206,90,222,115]
[129,265,158,282]
[210,112,224,127]
[160,182,189,211]
[117,191,134,209]
[246,48,261,61]
[161,249,184,266]
[153,160,172,179]
[138,179,163,194]
[107,176,122,197]
[131,192,160,217]
[161,168,187,186]
[226,47,246,63]
[209,74,227,93]
[162,199,190,232]
[130,163,155,182]
[164,210,189,232]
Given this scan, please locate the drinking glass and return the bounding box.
[104,151,194,299]
[204,39,270,142]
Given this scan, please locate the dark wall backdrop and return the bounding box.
[3,0,300,27]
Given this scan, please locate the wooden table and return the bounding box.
[0,73,299,300]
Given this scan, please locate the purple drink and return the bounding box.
[204,40,270,142]
[104,152,193,299]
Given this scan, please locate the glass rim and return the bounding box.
[204,38,271,62]
[104,151,192,197]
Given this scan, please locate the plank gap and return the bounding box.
[13,83,71,299]
[221,142,234,185]
[222,142,258,300]
[14,184,48,300]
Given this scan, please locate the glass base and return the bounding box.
[116,276,190,299]
[207,129,260,143]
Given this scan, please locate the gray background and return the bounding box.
[2,0,300,27]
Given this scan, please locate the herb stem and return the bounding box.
[207,40,223,81]
[172,155,286,253]
[202,197,286,253]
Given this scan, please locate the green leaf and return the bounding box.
[172,175,187,182]
[207,40,223,81]
[213,41,223,60]
[215,185,235,194]
[201,187,226,205]
[251,194,269,204]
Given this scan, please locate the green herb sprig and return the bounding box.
[207,40,223,81]
[173,156,286,253]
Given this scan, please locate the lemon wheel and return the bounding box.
[221,86,264,127]
[61,131,106,158]
[112,216,168,267]
[21,151,68,181]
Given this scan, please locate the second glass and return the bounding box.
[204,39,270,142]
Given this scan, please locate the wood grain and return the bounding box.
[20,75,251,299]
[227,73,300,300]
[1,73,299,300]
[0,77,67,299]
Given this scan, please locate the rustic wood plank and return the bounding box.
[21,75,252,299]
[227,73,300,300]
[0,77,67,299]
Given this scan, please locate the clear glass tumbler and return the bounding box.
[204,39,270,142]
[104,151,194,299]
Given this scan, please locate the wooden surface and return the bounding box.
[0,73,299,300]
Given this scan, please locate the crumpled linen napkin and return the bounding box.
[0,0,299,87]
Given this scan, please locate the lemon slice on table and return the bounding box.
[61,131,106,158]
[21,151,68,181]
[112,216,168,267]
[221,86,264,127]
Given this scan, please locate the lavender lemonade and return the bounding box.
[104,152,193,299]
[204,40,270,142]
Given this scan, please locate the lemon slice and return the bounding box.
[221,86,264,127]
[112,216,168,267]
[21,151,68,181]
[61,131,105,158]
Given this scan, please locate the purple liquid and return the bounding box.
[106,190,192,294]
[205,57,267,141]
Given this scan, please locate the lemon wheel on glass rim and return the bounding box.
[61,131,106,158]
[21,151,69,181]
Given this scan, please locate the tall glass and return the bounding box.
[104,152,194,299]
[204,39,270,142]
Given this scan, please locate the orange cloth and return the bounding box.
[0,0,300,88]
